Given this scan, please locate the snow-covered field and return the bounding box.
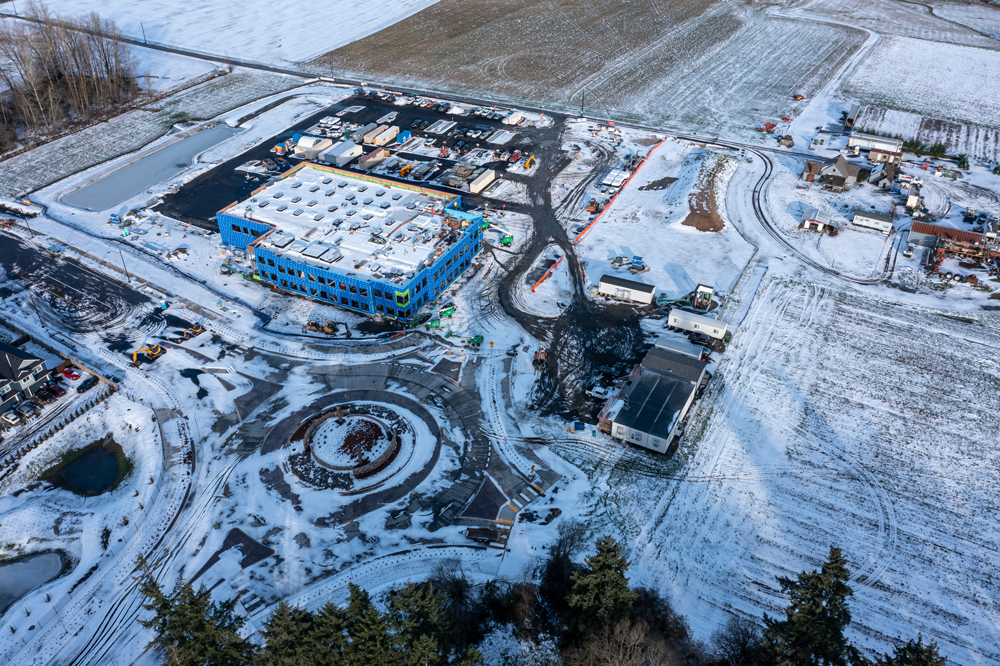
[794,0,997,47]
[554,275,1000,664]
[932,1,1000,40]
[576,140,755,299]
[36,0,442,65]
[134,49,223,92]
[855,106,1000,162]
[843,37,1000,130]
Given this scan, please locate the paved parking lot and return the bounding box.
[155,93,539,230]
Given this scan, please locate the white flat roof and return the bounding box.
[232,164,464,282]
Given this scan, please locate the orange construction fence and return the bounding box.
[573,139,665,245]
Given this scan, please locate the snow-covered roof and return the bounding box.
[229,164,464,281]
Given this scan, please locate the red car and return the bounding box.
[47,382,67,397]
[62,368,81,380]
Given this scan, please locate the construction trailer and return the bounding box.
[295,136,333,160]
[598,274,655,304]
[469,169,496,194]
[668,310,728,340]
[350,122,378,143]
[318,140,363,166]
[364,125,390,145]
[852,210,894,233]
[359,148,390,170]
[372,125,400,146]
[845,104,861,129]
[847,132,903,153]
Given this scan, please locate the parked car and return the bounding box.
[47,382,67,396]
[411,119,422,129]
[62,367,81,380]
[77,376,99,393]
[35,389,55,404]
[1,410,21,425]
[586,386,611,399]
[16,402,37,419]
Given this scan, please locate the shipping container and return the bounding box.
[396,130,412,144]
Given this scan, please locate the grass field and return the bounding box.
[553,276,1000,663]
[320,1,865,134]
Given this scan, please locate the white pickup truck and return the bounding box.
[586,386,611,399]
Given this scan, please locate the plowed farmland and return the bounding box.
[319,1,865,133]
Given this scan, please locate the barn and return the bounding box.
[598,275,655,304]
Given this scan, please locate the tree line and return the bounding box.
[0,2,138,151]
[137,523,946,665]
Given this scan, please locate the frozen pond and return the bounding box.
[61,125,241,212]
[0,552,63,614]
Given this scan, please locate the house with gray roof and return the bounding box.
[0,340,48,413]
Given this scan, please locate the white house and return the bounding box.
[598,275,655,305]
[668,310,728,339]
[852,210,894,233]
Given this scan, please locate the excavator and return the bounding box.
[399,164,413,178]
[178,323,203,341]
[132,344,166,366]
[524,155,536,170]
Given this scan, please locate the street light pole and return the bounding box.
[118,248,132,283]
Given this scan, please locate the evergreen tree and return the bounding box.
[874,636,945,666]
[454,646,484,666]
[343,583,397,665]
[309,601,350,666]
[259,600,315,666]
[762,546,856,666]
[387,582,449,665]
[137,559,255,666]
[565,535,637,642]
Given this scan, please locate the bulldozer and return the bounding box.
[132,344,166,366]
[306,321,323,333]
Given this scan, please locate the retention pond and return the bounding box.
[61,124,241,212]
[0,552,64,614]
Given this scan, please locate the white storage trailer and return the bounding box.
[469,169,496,194]
[668,310,728,339]
[372,125,400,146]
[598,274,655,305]
[503,111,523,126]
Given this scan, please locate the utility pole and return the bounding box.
[141,22,147,44]
[118,248,132,283]
[580,89,585,117]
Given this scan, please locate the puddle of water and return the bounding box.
[180,368,209,399]
[0,552,64,614]
[61,125,241,212]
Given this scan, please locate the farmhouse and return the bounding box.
[821,155,861,187]
[868,162,896,189]
[869,148,903,165]
[848,132,903,153]
[598,275,655,304]
[852,210,894,233]
[668,310,728,340]
[217,163,484,323]
[801,206,839,233]
[0,341,49,413]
